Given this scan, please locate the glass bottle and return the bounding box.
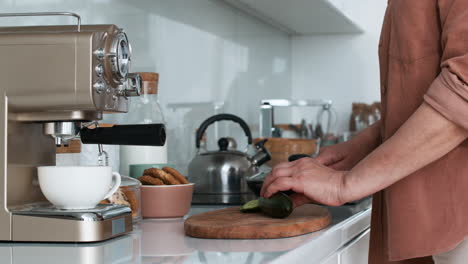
[118,72,168,177]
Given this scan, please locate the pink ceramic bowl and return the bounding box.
[141,183,194,218]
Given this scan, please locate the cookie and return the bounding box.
[108,189,131,207]
[163,167,189,184]
[157,170,181,185]
[139,175,165,185]
[144,168,181,185]
[121,186,139,217]
[143,168,158,177]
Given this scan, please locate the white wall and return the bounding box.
[0,0,291,172]
[291,0,387,133]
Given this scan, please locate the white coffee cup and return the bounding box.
[37,166,121,210]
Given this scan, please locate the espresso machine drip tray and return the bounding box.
[9,203,133,242]
[12,203,131,221]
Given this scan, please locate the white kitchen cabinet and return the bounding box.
[322,253,340,264]
[320,229,370,264]
[340,229,370,264]
[220,0,362,35]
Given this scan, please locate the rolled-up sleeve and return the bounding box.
[423,0,468,130]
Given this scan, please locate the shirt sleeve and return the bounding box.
[423,0,468,130]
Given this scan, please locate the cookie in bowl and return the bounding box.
[137,167,194,218]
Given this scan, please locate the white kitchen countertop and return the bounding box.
[0,201,371,264]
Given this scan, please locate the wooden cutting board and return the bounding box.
[184,204,332,239]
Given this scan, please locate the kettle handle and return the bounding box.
[195,114,252,149]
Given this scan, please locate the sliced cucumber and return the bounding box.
[258,192,294,219]
[240,199,260,213]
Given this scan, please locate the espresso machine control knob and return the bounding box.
[95,64,104,77]
[93,48,105,60]
[93,80,106,94]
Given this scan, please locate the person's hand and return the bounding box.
[315,122,382,170]
[260,158,348,207]
[314,141,361,170]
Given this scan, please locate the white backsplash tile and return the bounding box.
[0,0,291,173]
[291,0,386,134]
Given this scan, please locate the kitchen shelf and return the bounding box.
[220,0,363,35]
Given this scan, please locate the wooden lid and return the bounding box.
[137,72,159,95]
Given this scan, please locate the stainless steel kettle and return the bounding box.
[189,114,271,205]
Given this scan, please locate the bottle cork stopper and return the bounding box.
[137,72,159,95]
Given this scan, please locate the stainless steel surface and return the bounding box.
[11,213,132,242]
[0,12,81,31]
[261,99,333,107]
[190,151,258,194]
[225,137,238,150]
[93,48,105,60]
[12,203,131,221]
[0,14,138,242]
[0,97,10,240]
[6,121,55,209]
[121,73,142,97]
[109,31,131,83]
[189,114,270,205]
[97,145,109,166]
[93,80,106,94]
[259,99,333,138]
[43,121,81,146]
[189,149,260,204]
[0,234,134,264]
[251,149,270,166]
[259,103,274,138]
[95,63,104,77]
[9,111,103,122]
[0,24,132,114]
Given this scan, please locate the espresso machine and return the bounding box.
[0,12,165,242]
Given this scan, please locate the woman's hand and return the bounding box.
[260,122,381,208]
[314,141,359,170]
[260,158,348,207]
[315,122,382,170]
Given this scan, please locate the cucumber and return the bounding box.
[258,192,294,219]
[240,199,260,213]
[240,192,294,218]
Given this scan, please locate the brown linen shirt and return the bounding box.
[370,0,468,263]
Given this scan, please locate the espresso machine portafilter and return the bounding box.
[0,12,166,242]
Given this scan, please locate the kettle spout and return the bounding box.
[252,139,271,167]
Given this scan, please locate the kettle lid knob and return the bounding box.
[218,138,229,151]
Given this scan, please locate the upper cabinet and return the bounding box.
[221,0,362,35]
